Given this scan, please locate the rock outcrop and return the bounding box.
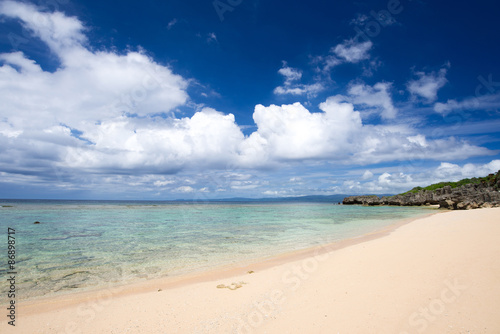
[343,171,500,210]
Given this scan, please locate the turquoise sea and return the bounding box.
[0,200,434,301]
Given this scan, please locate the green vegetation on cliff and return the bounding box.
[399,170,500,196]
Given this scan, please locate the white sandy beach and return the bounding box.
[3,208,500,334]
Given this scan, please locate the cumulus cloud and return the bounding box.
[407,66,448,103]
[237,99,488,168]
[238,98,363,165]
[63,108,245,172]
[362,170,374,180]
[0,1,196,173]
[347,82,397,119]
[0,1,188,120]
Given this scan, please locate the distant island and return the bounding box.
[343,170,500,210]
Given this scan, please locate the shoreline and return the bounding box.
[4,207,499,333]
[12,209,439,315]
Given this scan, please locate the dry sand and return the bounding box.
[3,208,500,334]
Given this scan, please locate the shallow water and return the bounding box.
[0,200,434,300]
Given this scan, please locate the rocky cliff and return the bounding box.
[343,171,500,210]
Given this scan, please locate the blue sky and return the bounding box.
[0,0,499,200]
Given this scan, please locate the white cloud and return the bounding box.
[434,93,500,115]
[63,108,245,172]
[238,99,363,165]
[0,1,86,53]
[274,62,324,97]
[0,120,22,138]
[406,134,428,148]
[347,82,397,119]
[207,32,217,43]
[362,170,374,180]
[278,63,302,84]
[230,180,259,190]
[0,1,213,175]
[280,40,374,94]
[332,40,373,63]
[262,190,290,197]
[167,18,177,30]
[378,172,392,185]
[154,180,175,187]
[237,99,488,168]
[226,173,252,181]
[434,160,500,180]
[0,2,189,136]
[315,39,373,74]
[337,160,500,195]
[273,83,324,96]
[320,55,343,72]
[407,66,448,103]
[174,186,194,193]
